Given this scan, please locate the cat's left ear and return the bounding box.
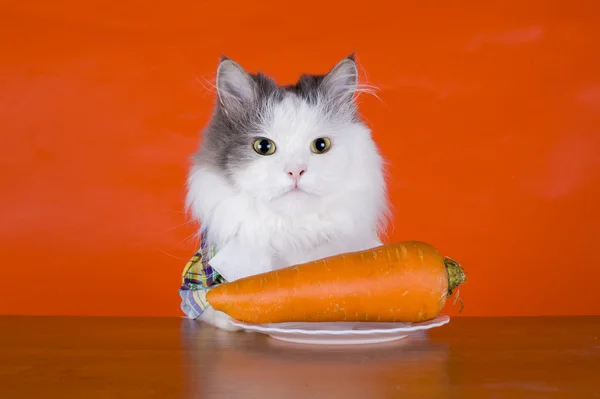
[320,54,358,103]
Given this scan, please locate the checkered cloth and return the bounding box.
[179,229,226,319]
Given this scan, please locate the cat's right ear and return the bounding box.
[320,55,358,105]
[216,57,256,114]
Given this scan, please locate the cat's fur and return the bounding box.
[186,55,389,330]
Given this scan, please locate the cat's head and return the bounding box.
[193,55,387,219]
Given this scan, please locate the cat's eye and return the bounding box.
[252,138,276,156]
[310,137,331,154]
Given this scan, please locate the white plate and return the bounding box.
[230,315,450,345]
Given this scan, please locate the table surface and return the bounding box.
[1,316,598,398]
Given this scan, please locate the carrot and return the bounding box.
[206,241,467,324]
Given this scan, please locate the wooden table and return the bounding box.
[1,316,598,398]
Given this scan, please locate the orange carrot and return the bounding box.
[206,241,466,324]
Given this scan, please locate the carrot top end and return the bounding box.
[444,256,467,297]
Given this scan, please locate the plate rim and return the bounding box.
[230,314,450,335]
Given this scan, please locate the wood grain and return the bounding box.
[0,316,598,398]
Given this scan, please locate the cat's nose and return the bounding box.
[287,166,306,183]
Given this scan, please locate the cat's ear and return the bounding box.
[216,57,256,112]
[320,54,358,103]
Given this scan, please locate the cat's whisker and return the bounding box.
[157,248,187,260]
[174,230,201,248]
[166,219,196,231]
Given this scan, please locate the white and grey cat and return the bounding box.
[186,54,389,330]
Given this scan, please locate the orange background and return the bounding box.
[1,0,599,317]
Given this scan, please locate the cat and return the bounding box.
[185,54,389,330]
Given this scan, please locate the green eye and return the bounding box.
[310,137,331,154]
[252,138,276,156]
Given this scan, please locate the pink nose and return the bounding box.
[287,167,306,183]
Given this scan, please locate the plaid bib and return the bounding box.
[178,229,225,319]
